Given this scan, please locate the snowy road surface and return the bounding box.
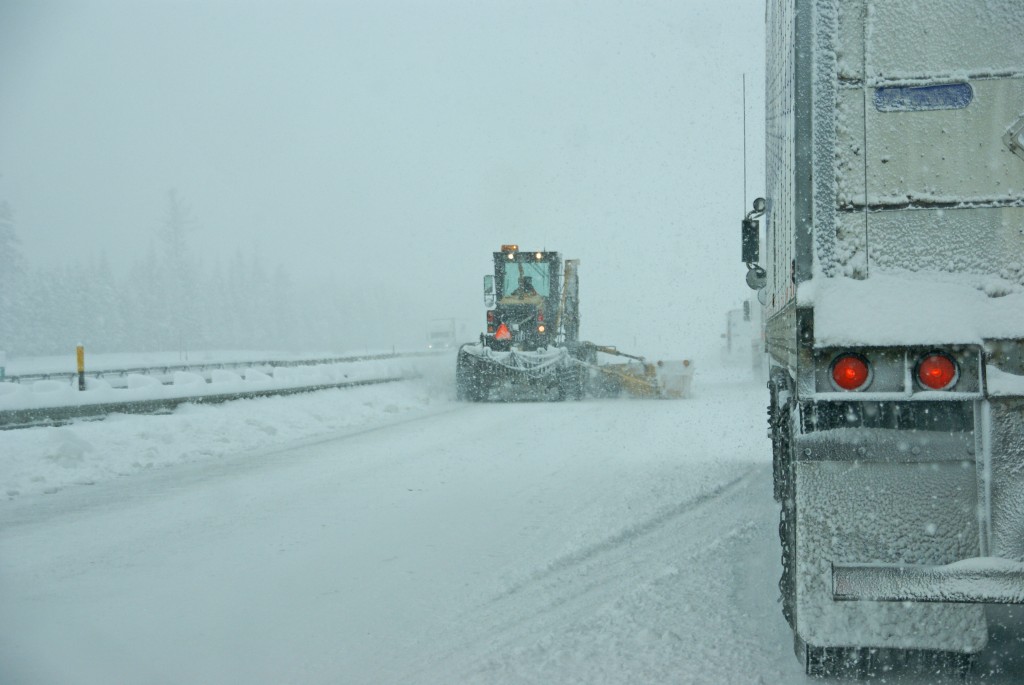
[2,365,1022,683]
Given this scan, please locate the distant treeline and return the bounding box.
[0,193,396,358]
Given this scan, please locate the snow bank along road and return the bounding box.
[2,362,1022,683]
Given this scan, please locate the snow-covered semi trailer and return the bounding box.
[743,0,1024,674]
[457,245,692,401]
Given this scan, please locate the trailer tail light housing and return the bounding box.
[830,353,871,391]
[916,352,958,390]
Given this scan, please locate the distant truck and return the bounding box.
[426,319,457,350]
[743,0,1024,675]
[720,299,763,377]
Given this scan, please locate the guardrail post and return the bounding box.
[76,344,85,391]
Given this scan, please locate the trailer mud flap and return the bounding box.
[984,397,1024,561]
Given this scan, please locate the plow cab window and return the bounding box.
[501,263,552,299]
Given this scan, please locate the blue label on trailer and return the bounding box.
[874,83,973,112]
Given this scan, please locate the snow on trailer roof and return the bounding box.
[799,273,1024,347]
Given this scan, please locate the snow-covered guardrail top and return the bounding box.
[3,351,433,385]
[0,352,442,428]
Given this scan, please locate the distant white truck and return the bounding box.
[742,0,1024,675]
[720,299,763,377]
[426,318,457,350]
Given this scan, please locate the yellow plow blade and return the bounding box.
[595,359,694,399]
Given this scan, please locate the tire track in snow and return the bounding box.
[399,463,772,683]
[492,468,757,601]
[458,518,796,685]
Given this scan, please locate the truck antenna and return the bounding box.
[742,72,747,215]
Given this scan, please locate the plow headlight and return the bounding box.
[916,352,958,390]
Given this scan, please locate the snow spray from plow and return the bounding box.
[456,343,693,402]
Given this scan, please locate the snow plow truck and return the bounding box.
[745,0,1024,676]
[456,245,692,401]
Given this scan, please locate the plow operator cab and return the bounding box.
[483,245,569,351]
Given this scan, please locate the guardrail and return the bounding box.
[0,351,437,430]
[3,351,434,385]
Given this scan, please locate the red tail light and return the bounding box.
[486,310,495,323]
[917,352,958,390]
[495,323,512,341]
[830,354,870,391]
[537,310,544,323]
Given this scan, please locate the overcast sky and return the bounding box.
[0,0,764,360]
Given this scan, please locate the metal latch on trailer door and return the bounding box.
[1004,115,1024,162]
